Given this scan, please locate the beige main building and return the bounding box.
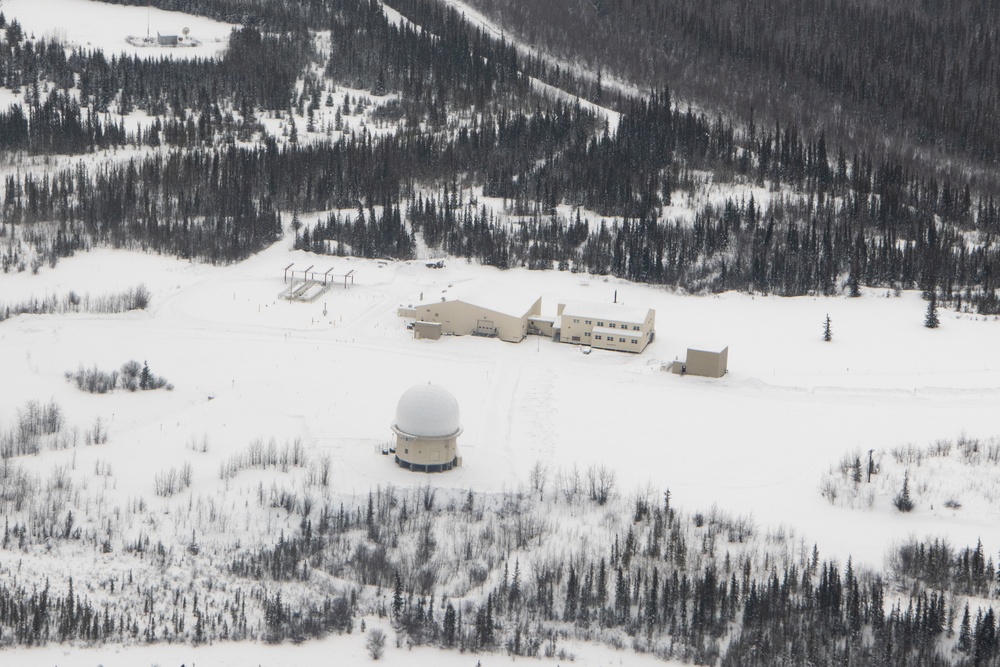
[557,301,656,353]
[400,291,655,354]
[403,293,542,343]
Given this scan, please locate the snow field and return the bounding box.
[2,0,234,60]
[2,239,999,572]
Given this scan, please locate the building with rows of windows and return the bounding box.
[557,301,655,353]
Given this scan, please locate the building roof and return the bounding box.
[560,300,652,324]
[393,383,461,437]
[418,287,539,318]
[688,345,728,354]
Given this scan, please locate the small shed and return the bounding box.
[413,321,442,340]
[670,346,729,378]
[157,33,179,46]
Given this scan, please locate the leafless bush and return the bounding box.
[928,439,952,457]
[66,366,118,393]
[586,464,617,505]
[154,463,192,497]
[220,438,307,479]
[554,464,582,503]
[0,460,35,512]
[421,483,436,511]
[120,359,142,391]
[0,284,150,322]
[84,417,107,446]
[2,400,65,458]
[890,443,925,466]
[820,478,838,505]
[366,628,386,659]
[528,460,548,498]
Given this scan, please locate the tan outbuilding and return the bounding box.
[413,321,442,340]
[392,383,463,472]
[670,346,729,378]
[414,293,542,343]
[558,301,656,353]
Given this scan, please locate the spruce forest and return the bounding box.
[2,0,999,311]
[2,0,1000,665]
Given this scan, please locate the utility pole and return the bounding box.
[867,449,874,483]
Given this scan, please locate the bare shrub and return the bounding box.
[220,438,307,479]
[366,628,386,659]
[155,462,193,497]
[586,464,616,505]
[84,417,108,446]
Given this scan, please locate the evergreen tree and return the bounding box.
[392,572,403,617]
[139,361,150,390]
[925,293,940,328]
[893,471,915,512]
[564,565,578,622]
[443,602,456,646]
[959,603,972,653]
[823,314,833,342]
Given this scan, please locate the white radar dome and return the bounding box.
[394,383,461,437]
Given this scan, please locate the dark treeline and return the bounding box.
[0,572,353,645]
[459,0,1000,186]
[892,538,998,598]
[3,0,1000,311]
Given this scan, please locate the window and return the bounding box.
[619,337,626,343]
[595,335,602,340]
[631,339,637,344]
[573,318,580,323]
[585,320,592,325]
[405,448,409,454]
[609,323,616,328]
[597,321,604,326]
[633,325,640,331]
[584,332,591,337]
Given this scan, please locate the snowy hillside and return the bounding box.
[2,0,1000,664]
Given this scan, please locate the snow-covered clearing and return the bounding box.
[8,625,680,667]
[2,241,998,570]
[2,0,233,59]
[2,236,999,663]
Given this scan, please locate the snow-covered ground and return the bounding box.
[7,624,680,667]
[1,1,998,663]
[2,240,998,572]
[2,0,234,59]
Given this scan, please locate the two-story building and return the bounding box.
[557,301,655,353]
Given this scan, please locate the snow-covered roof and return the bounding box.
[560,300,652,324]
[418,287,539,318]
[393,383,462,437]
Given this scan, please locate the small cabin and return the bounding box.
[670,346,729,378]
